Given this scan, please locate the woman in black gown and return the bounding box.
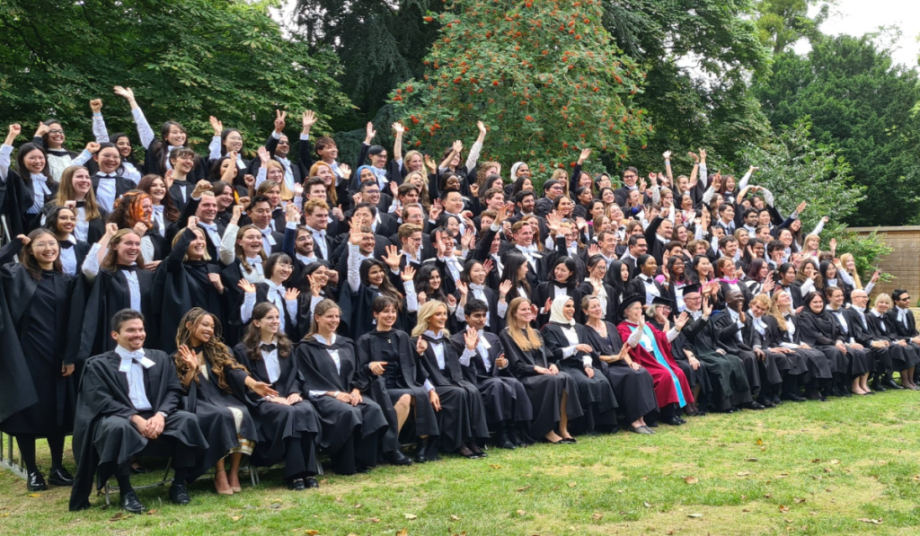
[500,297,583,444]
[796,291,851,398]
[236,253,301,340]
[0,230,78,491]
[294,299,388,475]
[156,218,225,352]
[531,256,583,326]
[578,255,620,324]
[582,295,658,433]
[43,205,91,277]
[231,303,323,490]
[410,300,491,459]
[356,296,438,464]
[174,308,261,495]
[767,289,833,400]
[541,297,619,435]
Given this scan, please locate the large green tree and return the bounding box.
[752,35,920,226]
[0,0,351,153]
[390,0,650,177]
[753,0,833,53]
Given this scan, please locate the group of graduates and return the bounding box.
[0,89,917,515]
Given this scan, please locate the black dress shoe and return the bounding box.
[355,465,371,474]
[872,382,886,392]
[27,471,47,492]
[647,421,659,427]
[120,491,146,514]
[468,444,487,457]
[424,438,442,462]
[782,393,807,402]
[169,483,191,504]
[304,477,319,489]
[495,430,516,450]
[745,402,766,410]
[48,467,74,487]
[662,416,684,425]
[883,378,903,390]
[288,479,306,491]
[458,446,479,459]
[385,449,413,466]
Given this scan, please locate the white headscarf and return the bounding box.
[510,162,527,180]
[549,296,576,327]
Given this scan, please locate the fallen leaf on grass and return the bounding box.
[812,458,821,463]
[829,459,839,465]
[567,482,577,488]
[687,513,703,518]
[368,518,380,523]
[108,512,128,522]
[745,458,759,462]
[794,498,806,504]
[353,504,362,509]
[0,513,9,518]
[396,529,409,536]
[404,513,418,520]
[764,494,773,499]
[742,509,751,513]
[779,505,790,513]
[516,486,531,492]
[489,464,502,469]
[516,510,526,516]
[592,513,603,521]
[27,494,41,498]
[823,467,833,473]
[305,531,319,536]
[857,518,882,524]
[231,515,243,521]
[756,438,763,445]
[644,502,652,508]
[450,515,460,521]
[684,476,698,484]
[736,472,751,476]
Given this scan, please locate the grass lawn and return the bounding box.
[1,391,919,536]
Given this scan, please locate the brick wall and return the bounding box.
[847,226,920,302]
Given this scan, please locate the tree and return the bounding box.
[753,0,832,53]
[752,35,920,226]
[741,119,889,278]
[390,0,650,179]
[0,0,352,154]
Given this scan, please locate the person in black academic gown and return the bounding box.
[582,295,658,433]
[885,289,920,388]
[0,230,79,492]
[646,295,710,416]
[578,255,621,325]
[823,286,875,396]
[230,303,323,490]
[531,256,584,327]
[451,298,534,449]
[355,296,434,464]
[767,289,834,400]
[174,308,263,495]
[43,205,91,277]
[294,299,389,475]
[69,309,208,513]
[411,300,491,458]
[79,226,157,361]
[710,290,768,410]
[154,219,225,353]
[500,297,583,444]
[870,293,920,390]
[796,291,853,398]
[235,253,301,341]
[541,297,619,435]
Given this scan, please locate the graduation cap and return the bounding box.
[618,294,645,317]
[652,296,674,308]
[681,283,702,296]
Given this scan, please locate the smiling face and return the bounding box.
[807,294,824,314]
[294,229,314,256]
[114,318,146,350]
[167,124,187,146]
[512,300,533,325]
[23,148,46,174]
[374,303,398,330]
[239,229,263,258]
[191,314,215,345]
[469,262,486,285]
[562,298,575,321]
[271,258,293,283]
[590,259,607,279]
[29,232,59,267]
[428,304,448,331]
[71,168,92,196]
[95,146,122,174]
[224,131,243,153]
[642,256,657,276]
[367,264,385,286]
[255,307,281,335]
[56,208,76,236]
[186,229,207,260]
[116,232,142,265]
[317,306,341,333]
[554,262,572,283]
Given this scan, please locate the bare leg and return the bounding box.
[851,377,866,395]
[558,391,572,439]
[395,394,412,433]
[860,373,871,392]
[228,453,243,492]
[215,458,232,495]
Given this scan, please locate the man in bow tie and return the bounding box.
[70,309,207,514]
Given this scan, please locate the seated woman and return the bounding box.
[294,299,388,475]
[541,297,618,435]
[356,296,436,465]
[531,256,583,326]
[795,291,852,398]
[868,293,920,390]
[582,295,659,434]
[500,297,583,444]
[411,300,490,458]
[617,295,694,426]
[230,303,323,490]
[767,289,833,400]
[174,308,262,495]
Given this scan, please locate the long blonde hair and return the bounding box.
[303,299,340,341]
[171,227,211,262]
[506,297,542,351]
[57,165,102,220]
[412,300,449,338]
[767,289,791,332]
[839,253,863,289]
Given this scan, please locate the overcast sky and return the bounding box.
[796,0,920,68]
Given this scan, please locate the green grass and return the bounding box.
[2,391,920,535]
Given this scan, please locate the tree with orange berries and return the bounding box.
[389,0,650,181]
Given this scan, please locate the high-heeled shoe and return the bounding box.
[214,471,233,496]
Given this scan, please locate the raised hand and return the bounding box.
[293,182,304,198]
[348,219,364,246]
[364,121,376,143]
[663,150,672,160]
[258,146,271,164]
[446,294,458,308]
[207,273,224,292]
[34,122,50,138]
[482,258,494,275]
[285,288,301,301]
[113,86,136,102]
[544,297,552,314]
[285,203,300,223]
[302,110,316,131]
[796,200,807,214]
[105,222,119,237]
[470,183,479,197]
[176,344,198,367]
[133,222,149,236]
[16,234,30,247]
[675,311,689,331]
[456,280,468,296]
[460,228,475,250]
[89,99,103,113]
[383,244,403,271]
[192,179,212,198]
[417,291,427,306]
[499,279,513,298]
[424,154,437,173]
[7,123,22,141]
[401,264,416,282]
[464,326,479,351]
[274,109,286,133]
[451,139,463,154]
[578,147,592,164]
[85,141,101,154]
[871,270,881,284]
[209,116,223,136]
[307,274,322,297]
[339,164,352,178]
[415,336,428,355]
[238,279,257,294]
[477,121,487,136]
[392,122,405,135]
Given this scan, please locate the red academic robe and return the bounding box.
[617,321,694,408]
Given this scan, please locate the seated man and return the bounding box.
[70,309,208,513]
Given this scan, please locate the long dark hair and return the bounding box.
[43,205,75,240]
[500,252,532,301]
[360,258,403,307]
[138,174,179,222]
[414,263,449,302]
[16,143,49,184]
[549,256,578,289]
[243,302,293,362]
[746,258,767,283]
[22,228,62,280]
[150,121,188,174]
[109,132,138,166]
[175,308,246,393]
[667,255,691,286]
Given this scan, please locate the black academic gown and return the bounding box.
[0,168,36,238]
[0,250,79,436]
[231,283,300,342]
[541,322,618,432]
[583,322,658,424]
[772,313,833,380]
[531,282,583,327]
[177,349,258,480]
[450,330,533,424]
[231,343,321,477]
[711,311,764,398]
[294,336,388,471]
[868,311,920,372]
[826,308,874,376]
[69,349,208,511]
[79,266,157,361]
[355,330,439,450]
[153,228,224,353]
[499,328,584,438]
[412,333,490,451]
[676,313,751,411]
[796,310,850,378]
